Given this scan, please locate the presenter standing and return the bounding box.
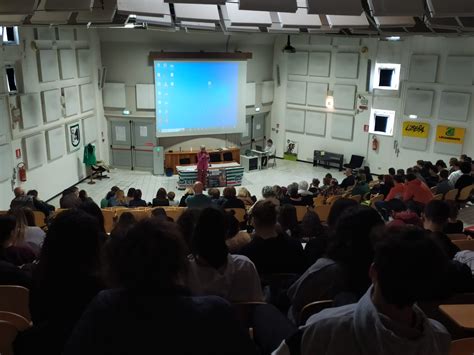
[197,145,210,188]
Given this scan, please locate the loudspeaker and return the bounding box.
[153,146,165,176]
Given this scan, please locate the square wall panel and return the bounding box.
[305,111,326,136]
[334,84,356,110]
[408,55,438,83]
[306,82,328,107]
[80,83,95,112]
[404,89,434,117]
[83,116,98,144]
[443,56,473,86]
[335,52,359,79]
[38,50,59,82]
[59,49,77,80]
[438,92,471,122]
[286,109,305,133]
[287,81,307,105]
[46,126,66,161]
[309,52,331,77]
[0,144,12,182]
[23,133,47,170]
[41,89,62,123]
[261,81,274,104]
[63,86,80,117]
[331,114,354,141]
[279,8,322,28]
[58,28,75,40]
[20,94,43,130]
[77,49,92,78]
[136,84,156,110]
[103,83,126,109]
[288,52,309,76]
[246,82,256,107]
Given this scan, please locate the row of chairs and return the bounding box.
[432,184,474,205]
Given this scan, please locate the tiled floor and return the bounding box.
[49,159,346,208]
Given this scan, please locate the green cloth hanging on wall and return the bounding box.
[83,144,97,167]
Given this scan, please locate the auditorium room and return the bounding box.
[1,0,474,354]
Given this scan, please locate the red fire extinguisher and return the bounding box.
[17,163,27,182]
[372,136,379,152]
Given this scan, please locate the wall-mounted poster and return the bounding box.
[284,139,298,161]
[401,121,430,151]
[434,125,466,156]
[66,121,82,152]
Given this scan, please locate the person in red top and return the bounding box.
[197,145,210,188]
[385,175,406,201]
[403,173,434,205]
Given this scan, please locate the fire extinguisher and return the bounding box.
[372,136,379,152]
[17,163,27,182]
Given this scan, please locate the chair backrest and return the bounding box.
[0,312,31,331]
[101,209,116,234]
[452,239,474,251]
[444,189,459,201]
[313,195,325,207]
[32,211,46,228]
[225,208,246,223]
[0,321,17,355]
[315,204,331,223]
[448,234,468,241]
[163,207,186,222]
[458,184,474,201]
[299,300,334,326]
[0,286,30,321]
[450,337,474,355]
[326,195,342,205]
[295,206,308,222]
[348,155,364,168]
[433,193,443,200]
[349,195,361,203]
[51,208,68,218]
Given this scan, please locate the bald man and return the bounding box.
[185,182,212,209]
[10,187,34,210]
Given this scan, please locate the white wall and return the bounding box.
[98,29,275,152]
[0,27,105,210]
[272,34,474,174]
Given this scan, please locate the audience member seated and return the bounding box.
[388,167,396,178]
[0,215,32,288]
[108,189,128,207]
[79,190,94,204]
[321,174,332,190]
[403,173,434,206]
[425,164,440,188]
[1,210,36,266]
[221,187,246,209]
[444,200,464,234]
[186,182,212,209]
[27,189,55,216]
[436,159,447,171]
[388,201,423,227]
[298,181,313,197]
[278,204,301,239]
[225,212,251,253]
[448,161,462,186]
[377,175,394,199]
[78,201,107,237]
[100,186,119,208]
[454,161,473,192]
[110,212,137,239]
[308,178,320,194]
[179,187,194,207]
[15,210,104,355]
[152,188,170,207]
[10,187,35,210]
[11,208,45,256]
[273,185,287,203]
[326,198,358,230]
[125,187,136,205]
[207,188,223,206]
[62,218,257,355]
[151,208,173,222]
[237,187,255,208]
[448,157,458,174]
[167,191,178,206]
[339,168,355,190]
[186,208,263,302]
[176,208,201,252]
[60,187,82,209]
[287,206,384,323]
[396,168,405,176]
[240,200,305,275]
[351,173,369,197]
[301,210,328,266]
[128,189,147,208]
[436,169,453,196]
[275,228,451,355]
[282,183,313,207]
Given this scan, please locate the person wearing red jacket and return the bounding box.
[403,173,434,205]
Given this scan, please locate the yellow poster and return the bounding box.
[402,121,430,138]
[436,125,465,144]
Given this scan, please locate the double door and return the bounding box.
[241,113,266,154]
[109,118,155,171]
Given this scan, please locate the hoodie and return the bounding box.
[403,179,434,205]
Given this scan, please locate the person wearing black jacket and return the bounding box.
[27,190,55,217]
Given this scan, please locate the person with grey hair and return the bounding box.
[298,181,312,197]
[283,183,313,207]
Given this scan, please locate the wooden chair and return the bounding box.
[225,208,246,223]
[450,337,474,355]
[163,208,186,222]
[315,204,331,223]
[369,194,384,207]
[433,193,444,200]
[232,302,267,340]
[349,195,361,203]
[313,195,325,207]
[326,195,342,206]
[0,321,18,355]
[299,300,334,326]
[457,184,474,204]
[452,239,474,251]
[32,211,46,228]
[295,206,308,222]
[0,211,8,215]
[445,189,459,201]
[101,209,116,234]
[448,234,469,241]
[0,286,30,321]
[0,312,31,331]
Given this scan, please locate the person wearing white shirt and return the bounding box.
[448,161,462,186]
[264,139,276,157]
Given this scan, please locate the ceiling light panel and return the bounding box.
[117,0,170,16]
[307,0,363,16]
[374,16,416,27]
[224,2,272,27]
[427,0,474,17]
[44,0,93,11]
[368,0,424,17]
[30,11,72,24]
[239,0,297,13]
[174,4,220,22]
[326,14,369,28]
[0,0,38,14]
[0,14,27,24]
[136,15,173,26]
[278,8,322,28]
[181,21,216,30]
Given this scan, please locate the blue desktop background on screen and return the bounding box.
[155,61,239,133]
